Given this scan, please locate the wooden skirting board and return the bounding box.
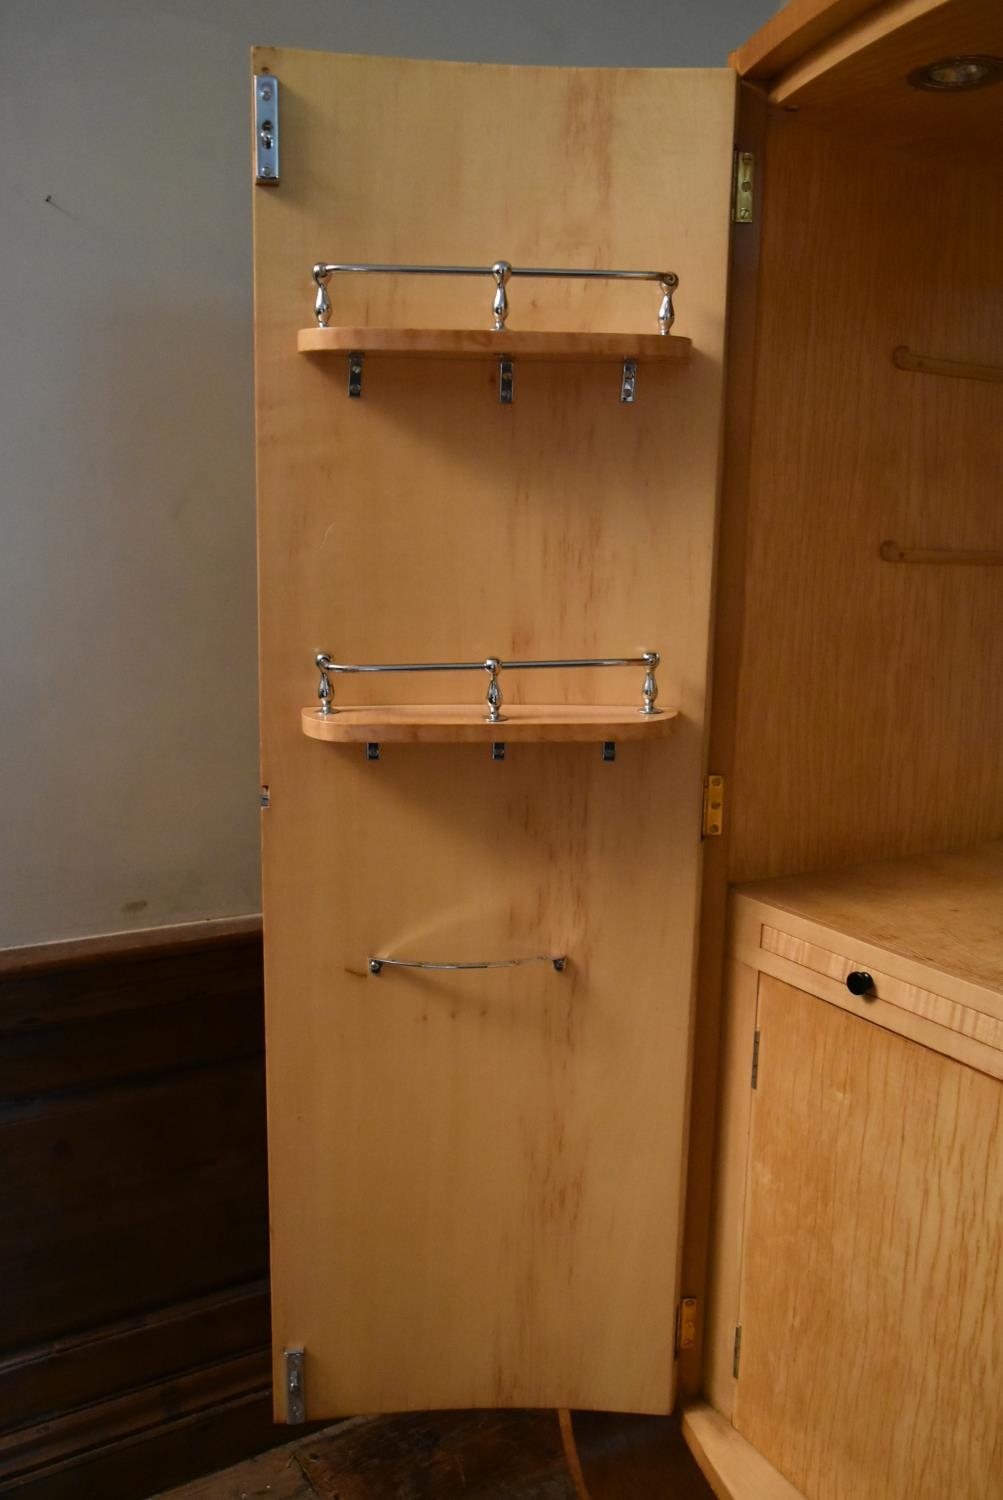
[0,913,263,975]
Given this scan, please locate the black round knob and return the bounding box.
[846,970,875,998]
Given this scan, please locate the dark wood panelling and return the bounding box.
[0,1283,270,1437]
[3,1059,269,1350]
[0,933,283,1500]
[2,1385,281,1500]
[0,937,265,1096]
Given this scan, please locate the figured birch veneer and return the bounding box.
[253,46,736,1419]
[701,842,1003,1499]
[735,976,1003,1500]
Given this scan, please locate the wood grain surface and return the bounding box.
[739,840,1003,996]
[728,119,1003,881]
[254,49,736,1416]
[734,976,1003,1500]
[769,0,1003,156]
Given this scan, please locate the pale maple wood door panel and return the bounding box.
[252,50,736,1417]
[734,976,1003,1500]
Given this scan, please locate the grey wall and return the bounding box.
[0,0,777,948]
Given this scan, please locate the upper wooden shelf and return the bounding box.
[302,704,679,744]
[297,327,693,362]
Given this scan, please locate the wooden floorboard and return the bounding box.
[149,1410,715,1500]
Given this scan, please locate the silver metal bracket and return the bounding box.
[602,741,616,762]
[366,742,380,761]
[284,1346,305,1423]
[254,75,280,185]
[348,353,364,398]
[491,742,506,761]
[498,358,514,404]
[259,786,270,809]
[620,359,638,404]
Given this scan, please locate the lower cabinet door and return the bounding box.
[734,975,1003,1500]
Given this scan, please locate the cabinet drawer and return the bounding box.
[761,924,1003,1052]
[729,894,1003,1081]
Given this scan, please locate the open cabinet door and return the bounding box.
[253,47,736,1420]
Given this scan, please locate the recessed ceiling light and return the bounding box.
[908,55,1003,91]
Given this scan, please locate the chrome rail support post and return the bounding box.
[484,657,505,722]
[640,650,661,715]
[491,261,512,332]
[657,275,678,335]
[317,666,334,715]
[313,265,332,328]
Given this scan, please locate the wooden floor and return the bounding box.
[150,1409,715,1500]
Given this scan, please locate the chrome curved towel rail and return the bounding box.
[369,955,566,975]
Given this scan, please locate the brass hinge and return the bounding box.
[751,1027,761,1089]
[703,775,725,837]
[733,1325,743,1378]
[676,1296,698,1354]
[733,150,754,223]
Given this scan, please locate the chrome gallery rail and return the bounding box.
[311,261,679,334]
[314,651,662,722]
[368,955,566,975]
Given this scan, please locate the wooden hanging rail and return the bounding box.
[881,541,1003,566]
[893,346,1003,385]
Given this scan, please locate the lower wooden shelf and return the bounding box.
[297,326,692,361]
[301,704,679,744]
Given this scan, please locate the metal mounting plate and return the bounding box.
[254,75,280,185]
[284,1346,305,1423]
